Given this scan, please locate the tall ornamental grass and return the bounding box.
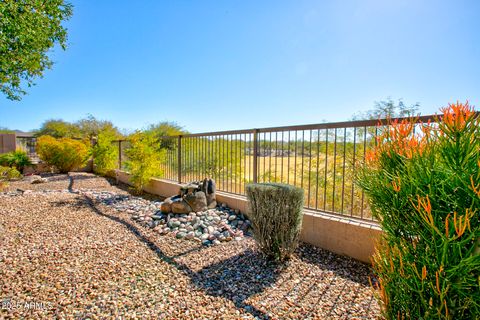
[357,102,479,319]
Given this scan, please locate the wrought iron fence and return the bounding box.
[15,136,40,163]
[115,114,441,221]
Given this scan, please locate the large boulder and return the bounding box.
[203,179,217,208]
[184,191,208,212]
[171,199,192,214]
[160,197,173,213]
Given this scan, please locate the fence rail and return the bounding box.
[114,114,444,221]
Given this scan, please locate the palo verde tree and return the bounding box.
[0,0,73,100]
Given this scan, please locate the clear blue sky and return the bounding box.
[1,0,479,133]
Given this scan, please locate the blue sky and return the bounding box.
[1,0,479,133]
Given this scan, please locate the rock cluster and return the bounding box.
[85,190,251,246]
[160,178,217,214]
[24,175,48,184]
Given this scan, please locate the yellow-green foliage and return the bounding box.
[37,135,89,173]
[0,165,21,180]
[92,130,119,176]
[124,132,164,191]
[246,183,304,261]
[357,102,479,319]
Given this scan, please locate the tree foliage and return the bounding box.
[0,0,73,100]
[36,116,121,139]
[352,97,420,120]
[35,119,80,138]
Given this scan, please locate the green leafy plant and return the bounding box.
[36,135,89,173]
[92,130,119,176]
[246,183,304,261]
[356,102,479,319]
[124,132,164,192]
[0,150,32,172]
[0,165,21,181]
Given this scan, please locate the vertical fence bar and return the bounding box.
[332,128,337,212]
[323,129,328,211]
[315,129,320,210]
[351,127,357,216]
[252,129,258,183]
[177,136,182,183]
[118,140,122,170]
[341,127,347,213]
[307,130,312,208]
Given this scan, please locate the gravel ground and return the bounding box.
[0,173,380,319]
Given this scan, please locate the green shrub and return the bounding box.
[92,131,118,176]
[0,150,32,172]
[124,131,164,191]
[0,165,21,180]
[357,102,479,319]
[36,135,89,173]
[246,183,304,261]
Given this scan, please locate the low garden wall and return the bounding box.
[116,170,382,263]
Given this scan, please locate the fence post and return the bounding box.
[252,129,258,183]
[118,140,122,170]
[177,135,182,183]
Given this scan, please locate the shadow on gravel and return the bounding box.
[189,249,283,319]
[51,194,274,319]
[51,174,376,319]
[296,244,373,286]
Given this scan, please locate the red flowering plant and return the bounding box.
[357,102,479,319]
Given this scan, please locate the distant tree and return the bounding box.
[352,98,420,120]
[145,121,185,150]
[0,0,73,100]
[76,114,121,139]
[0,127,14,134]
[35,119,80,138]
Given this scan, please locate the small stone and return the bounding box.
[176,232,186,239]
[200,234,209,240]
[228,215,237,221]
[212,240,221,245]
[234,237,243,241]
[186,231,195,239]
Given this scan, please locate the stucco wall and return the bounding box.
[0,134,16,154]
[115,170,382,263]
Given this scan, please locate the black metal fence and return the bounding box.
[115,115,441,221]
